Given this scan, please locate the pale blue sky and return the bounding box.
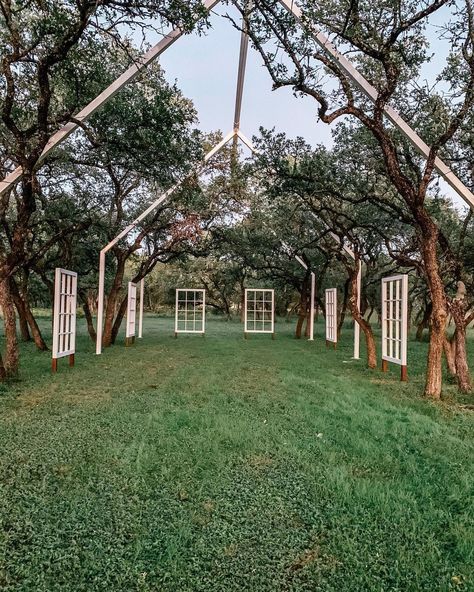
[135,2,462,206]
[152,3,452,146]
[157,4,334,146]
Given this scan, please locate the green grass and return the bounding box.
[0,315,473,591]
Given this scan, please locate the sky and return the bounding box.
[150,4,333,147]
[132,2,465,208]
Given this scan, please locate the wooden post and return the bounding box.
[382,359,389,373]
[69,354,75,367]
[52,358,58,373]
[401,365,408,382]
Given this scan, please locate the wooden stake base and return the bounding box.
[382,360,408,382]
[52,354,75,373]
[401,365,408,382]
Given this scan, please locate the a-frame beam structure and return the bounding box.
[232,6,250,154]
[0,0,221,198]
[95,129,236,354]
[96,8,254,355]
[233,25,249,134]
[0,0,467,359]
[1,0,472,211]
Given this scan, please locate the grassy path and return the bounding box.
[0,316,473,591]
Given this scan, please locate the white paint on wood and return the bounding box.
[381,274,408,366]
[175,289,206,334]
[325,288,338,343]
[244,289,274,334]
[138,279,144,339]
[52,268,77,359]
[126,282,137,339]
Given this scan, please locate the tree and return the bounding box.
[0,1,209,376]
[233,0,474,396]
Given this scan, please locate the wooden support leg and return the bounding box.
[382,359,389,373]
[401,365,408,382]
[244,332,248,340]
[52,358,58,373]
[325,340,329,348]
[69,354,75,367]
[174,332,178,339]
[271,332,275,340]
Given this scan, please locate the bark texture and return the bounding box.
[0,279,19,378]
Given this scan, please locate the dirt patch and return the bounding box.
[223,543,238,557]
[289,548,320,572]
[288,545,342,575]
[246,454,274,470]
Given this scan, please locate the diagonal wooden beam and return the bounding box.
[0,0,221,197]
[278,0,474,210]
[95,128,237,354]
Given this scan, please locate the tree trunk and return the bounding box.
[443,336,457,378]
[80,291,97,342]
[24,299,48,351]
[295,275,309,339]
[337,277,350,340]
[450,299,472,393]
[11,276,48,351]
[295,305,305,338]
[366,307,374,323]
[11,283,31,342]
[348,263,377,369]
[240,283,246,323]
[111,295,128,344]
[0,279,19,378]
[88,292,97,315]
[304,308,311,338]
[102,256,126,347]
[0,351,6,380]
[224,299,232,320]
[416,302,432,342]
[419,216,447,398]
[454,326,471,393]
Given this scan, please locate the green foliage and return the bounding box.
[0,316,473,590]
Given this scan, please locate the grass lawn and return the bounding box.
[0,315,473,591]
